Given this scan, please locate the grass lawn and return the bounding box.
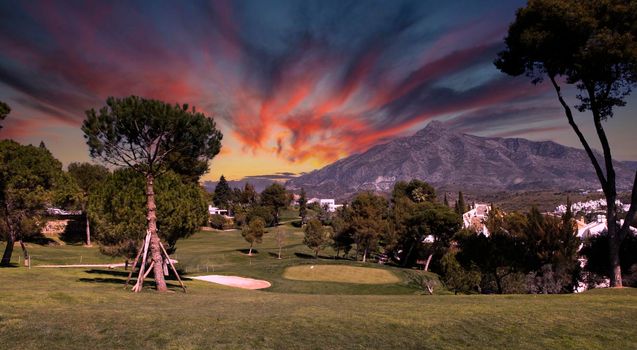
[283,265,402,284]
[1,228,636,349]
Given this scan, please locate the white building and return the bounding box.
[307,198,343,212]
[208,205,228,216]
[462,203,491,236]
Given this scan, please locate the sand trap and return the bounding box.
[192,275,271,289]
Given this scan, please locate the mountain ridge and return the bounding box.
[286,121,635,199]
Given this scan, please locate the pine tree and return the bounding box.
[443,193,449,207]
[213,175,232,209]
[455,191,466,215]
[299,188,307,224]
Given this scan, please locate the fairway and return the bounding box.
[1,230,637,349]
[283,265,402,284]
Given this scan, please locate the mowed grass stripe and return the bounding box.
[283,265,402,284]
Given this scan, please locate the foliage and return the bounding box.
[0,140,66,266]
[0,100,9,130]
[299,188,307,224]
[457,205,580,294]
[213,175,233,209]
[88,169,207,257]
[495,0,637,287]
[83,95,222,179]
[247,205,276,227]
[581,233,637,287]
[455,191,466,215]
[303,218,331,258]
[209,214,228,230]
[350,192,389,262]
[390,181,461,270]
[241,217,265,255]
[240,183,258,206]
[331,205,355,258]
[392,179,436,204]
[440,250,481,294]
[260,183,289,224]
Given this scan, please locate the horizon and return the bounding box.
[1,0,636,182]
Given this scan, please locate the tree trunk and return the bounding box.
[85,212,91,247]
[402,240,416,267]
[424,253,433,272]
[552,77,626,287]
[608,212,623,287]
[1,213,16,266]
[146,174,167,292]
[494,271,503,294]
[248,242,253,256]
[1,234,14,266]
[19,240,29,267]
[362,247,368,263]
[278,245,282,259]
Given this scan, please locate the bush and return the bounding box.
[209,214,227,230]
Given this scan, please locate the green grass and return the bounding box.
[1,228,636,349]
[283,265,402,284]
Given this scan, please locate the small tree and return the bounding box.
[299,188,307,225]
[242,217,265,256]
[0,100,9,130]
[274,227,286,259]
[495,0,637,287]
[67,162,110,246]
[82,96,222,292]
[304,218,330,258]
[454,191,466,215]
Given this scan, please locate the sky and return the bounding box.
[1,0,636,182]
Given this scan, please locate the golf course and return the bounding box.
[1,218,636,350]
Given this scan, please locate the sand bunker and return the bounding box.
[192,275,271,289]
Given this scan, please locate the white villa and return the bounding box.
[307,198,343,212]
[462,203,491,236]
[208,206,228,216]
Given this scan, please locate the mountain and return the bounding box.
[286,121,635,199]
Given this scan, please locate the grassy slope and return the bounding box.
[1,226,636,349]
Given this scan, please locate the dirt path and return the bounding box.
[35,259,178,268]
[191,275,271,289]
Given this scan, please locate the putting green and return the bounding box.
[283,265,401,284]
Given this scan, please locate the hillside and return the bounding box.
[287,121,635,199]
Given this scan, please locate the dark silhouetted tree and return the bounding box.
[0,101,9,130]
[495,0,637,287]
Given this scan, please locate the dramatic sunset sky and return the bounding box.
[1,0,636,182]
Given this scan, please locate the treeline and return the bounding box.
[0,140,210,267]
[295,180,637,294]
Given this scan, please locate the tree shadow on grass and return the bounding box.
[236,248,259,255]
[79,269,192,287]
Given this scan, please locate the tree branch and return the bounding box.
[549,76,608,190]
[586,82,616,196]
